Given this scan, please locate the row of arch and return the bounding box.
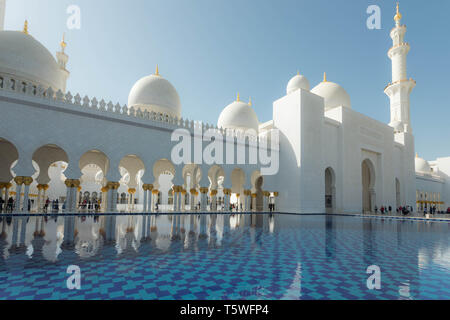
[416,190,443,212]
[0,138,276,213]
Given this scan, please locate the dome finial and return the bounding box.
[323,72,327,82]
[23,20,28,34]
[416,152,419,158]
[155,64,160,76]
[60,33,67,52]
[236,92,240,102]
[248,96,252,107]
[394,2,402,22]
[297,70,300,76]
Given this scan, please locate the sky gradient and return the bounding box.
[4,0,450,160]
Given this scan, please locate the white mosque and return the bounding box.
[0,3,449,215]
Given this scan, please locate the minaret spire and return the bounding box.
[384,2,416,134]
[60,33,67,53]
[394,2,402,26]
[56,32,70,92]
[23,20,28,34]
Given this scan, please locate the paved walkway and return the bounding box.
[340,211,450,221]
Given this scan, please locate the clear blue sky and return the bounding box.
[4,0,450,160]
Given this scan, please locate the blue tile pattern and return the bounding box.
[0,214,449,300]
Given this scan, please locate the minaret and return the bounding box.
[384,3,416,133]
[56,33,70,92]
[0,0,5,31]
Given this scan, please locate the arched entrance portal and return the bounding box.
[325,167,336,213]
[361,159,375,213]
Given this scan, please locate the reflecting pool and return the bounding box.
[0,214,449,299]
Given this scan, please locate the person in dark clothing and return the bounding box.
[7,197,14,213]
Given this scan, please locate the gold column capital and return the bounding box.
[223,188,232,195]
[143,184,154,191]
[128,188,136,194]
[172,185,183,193]
[14,176,24,185]
[210,189,218,196]
[106,181,120,190]
[65,179,80,188]
[200,187,209,194]
[23,177,33,186]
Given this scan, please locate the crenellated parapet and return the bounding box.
[0,75,276,149]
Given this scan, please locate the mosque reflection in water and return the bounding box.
[0,214,274,261]
[1,213,449,300]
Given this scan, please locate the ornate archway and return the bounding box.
[362,159,376,213]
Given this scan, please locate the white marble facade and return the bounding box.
[0,4,449,214]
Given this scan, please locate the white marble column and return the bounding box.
[13,177,24,212]
[22,179,32,213]
[190,189,196,211]
[181,190,186,211]
[199,187,208,211]
[142,187,148,212]
[244,190,251,212]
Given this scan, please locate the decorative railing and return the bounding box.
[0,75,275,147]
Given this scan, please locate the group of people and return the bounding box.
[78,199,101,212]
[373,204,450,216]
[43,198,63,213]
[374,205,413,216]
[422,206,442,215]
[0,196,15,213]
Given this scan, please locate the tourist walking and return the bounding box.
[7,197,14,213]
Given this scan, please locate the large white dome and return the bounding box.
[0,31,64,90]
[128,73,181,118]
[415,155,431,174]
[286,73,310,94]
[311,78,351,111]
[218,99,259,133]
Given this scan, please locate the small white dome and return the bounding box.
[218,99,259,133]
[128,73,181,118]
[311,80,351,111]
[415,156,431,173]
[0,31,64,90]
[286,73,310,94]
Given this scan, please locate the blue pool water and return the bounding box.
[0,213,449,300]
